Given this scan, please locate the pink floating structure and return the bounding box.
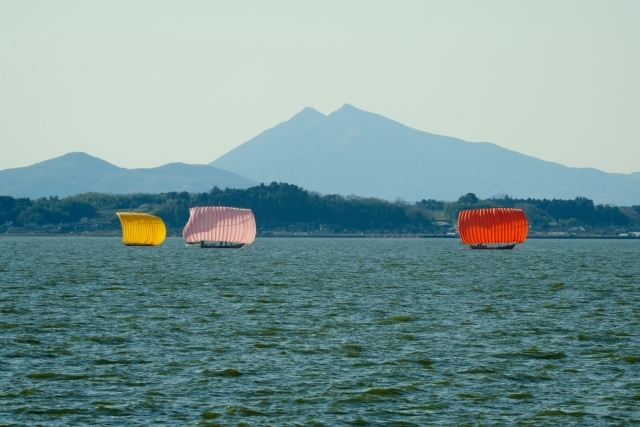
[182,206,256,248]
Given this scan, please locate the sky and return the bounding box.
[1,1,639,173]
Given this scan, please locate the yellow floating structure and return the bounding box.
[116,212,166,246]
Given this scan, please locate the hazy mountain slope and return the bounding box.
[0,152,256,198]
[211,105,640,205]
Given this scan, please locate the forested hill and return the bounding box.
[1,183,639,234]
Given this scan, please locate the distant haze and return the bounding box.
[1,2,639,173]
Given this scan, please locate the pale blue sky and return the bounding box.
[1,1,638,173]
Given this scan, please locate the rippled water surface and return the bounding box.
[1,237,639,425]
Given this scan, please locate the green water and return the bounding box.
[1,237,639,425]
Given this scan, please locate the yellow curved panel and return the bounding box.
[116,212,166,246]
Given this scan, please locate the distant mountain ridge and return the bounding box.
[0,152,256,198]
[4,107,639,205]
[211,104,640,205]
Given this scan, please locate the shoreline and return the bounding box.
[0,233,638,240]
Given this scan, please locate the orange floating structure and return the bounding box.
[458,208,528,250]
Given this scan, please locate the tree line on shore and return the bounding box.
[1,183,639,232]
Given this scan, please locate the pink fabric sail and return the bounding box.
[182,206,256,245]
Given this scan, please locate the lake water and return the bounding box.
[0,237,639,425]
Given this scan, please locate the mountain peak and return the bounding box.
[0,153,256,198]
[331,103,380,119]
[211,105,640,205]
[25,151,120,171]
[290,107,325,120]
[332,103,363,116]
[327,103,396,129]
[284,107,326,130]
[60,151,96,159]
[339,103,357,110]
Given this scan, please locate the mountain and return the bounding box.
[0,152,256,198]
[211,104,640,205]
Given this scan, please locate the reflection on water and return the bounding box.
[0,237,639,425]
